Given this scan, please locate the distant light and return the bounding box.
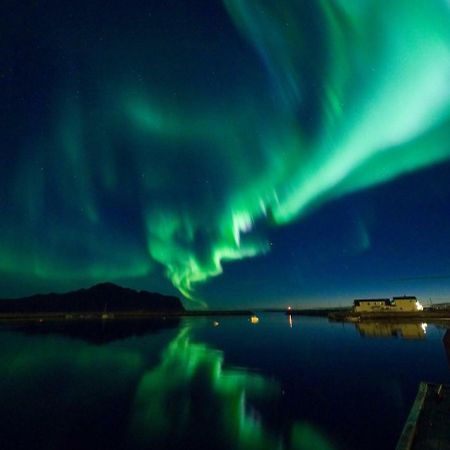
[421,323,428,333]
[250,315,259,324]
[287,306,292,311]
[213,321,220,327]
[416,301,424,311]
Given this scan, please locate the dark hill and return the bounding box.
[0,282,184,314]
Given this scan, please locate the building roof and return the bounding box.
[393,296,417,300]
[353,298,390,306]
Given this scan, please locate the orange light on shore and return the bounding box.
[250,315,259,324]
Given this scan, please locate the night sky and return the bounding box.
[1,0,450,308]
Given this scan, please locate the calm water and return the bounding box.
[0,315,449,450]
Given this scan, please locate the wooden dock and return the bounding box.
[396,383,450,450]
[329,310,450,322]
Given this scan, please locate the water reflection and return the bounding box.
[355,322,427,340]
[1,317,448,450]
[131,326,278,450]
[0,328,152,450]
[130,325,335,450]
[2,317,181,344]
[0,320,336,450]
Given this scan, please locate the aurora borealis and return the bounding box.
[2,0,450,305]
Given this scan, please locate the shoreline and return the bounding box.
[2,309,449,324]
[329,310,450,323]
[286,308,450,323]
[0,310,256,323]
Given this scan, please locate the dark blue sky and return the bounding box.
[203,161,450,307]
[1,0,449,308]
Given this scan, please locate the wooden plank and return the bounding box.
[396,382,428,450]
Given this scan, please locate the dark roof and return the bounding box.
[393,296,417,300]
[354,298,390,302]
[354,298,390,306]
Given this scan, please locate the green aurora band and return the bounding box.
[1,0,450,300]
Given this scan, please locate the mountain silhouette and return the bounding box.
[0,282,184,313]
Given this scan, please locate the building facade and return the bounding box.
[353,296,423,313]
[391,296,422,311]
[353,299,391,312]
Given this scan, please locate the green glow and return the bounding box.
[146,210,267,302]
[130,327,279,449]
[1,0,449,300]
[137,0,450,298]
[291,424,335,450]
[224,0,450,224]
[130,326,335,450]
[0,326,336,449]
